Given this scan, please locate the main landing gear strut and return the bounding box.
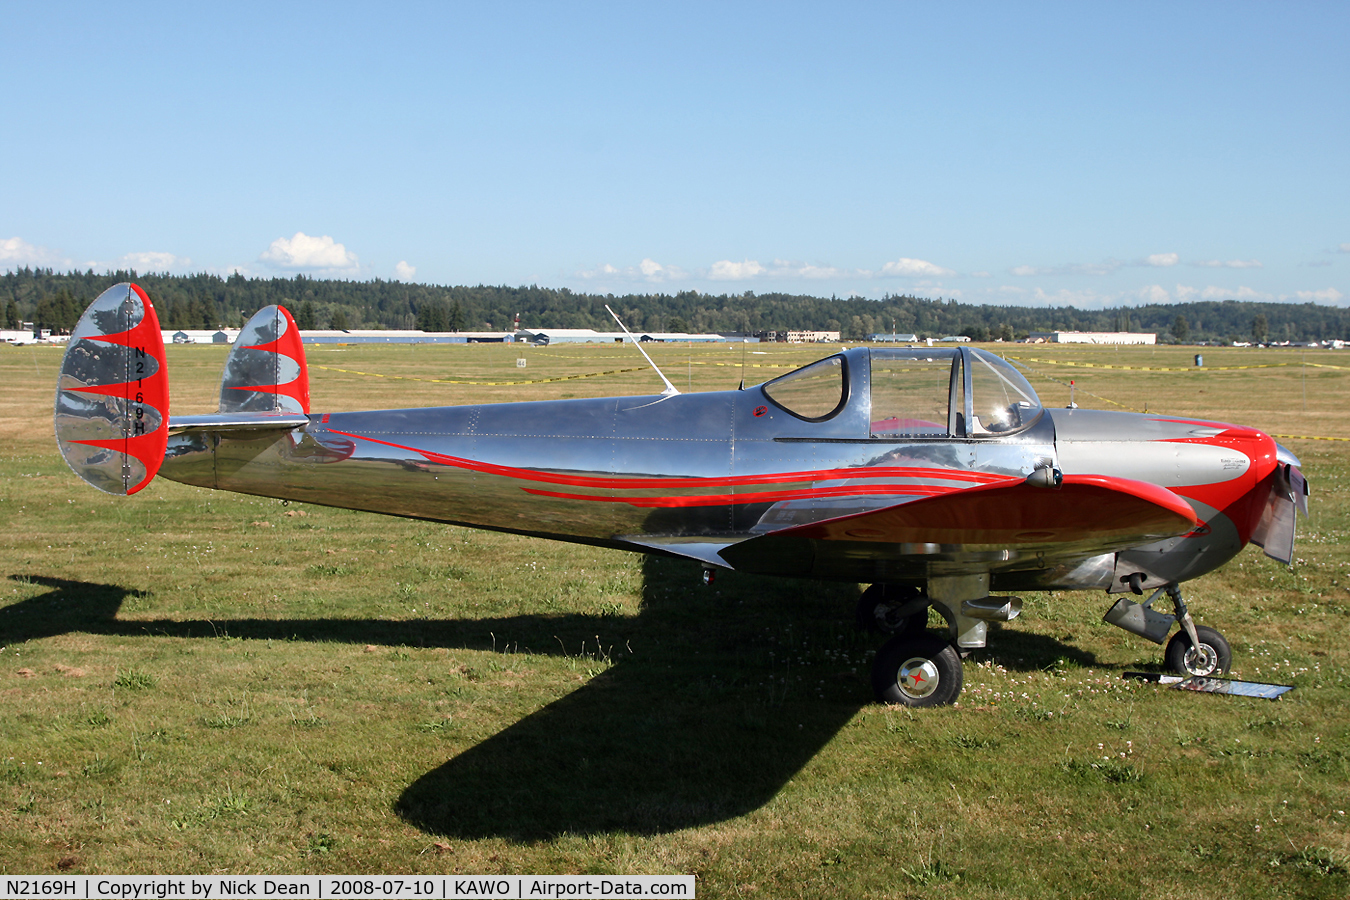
[859,574,1019,708]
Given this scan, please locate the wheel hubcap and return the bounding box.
[897,657,940,699]
[1184,644,1219,676]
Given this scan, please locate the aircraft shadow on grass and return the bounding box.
[3,561,1100,840]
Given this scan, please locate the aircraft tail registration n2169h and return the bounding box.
[54,284,1308,707]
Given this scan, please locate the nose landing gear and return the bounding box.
[1103,580,1232,678]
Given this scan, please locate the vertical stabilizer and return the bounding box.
[54,283,170,494]
[220,306,310,414]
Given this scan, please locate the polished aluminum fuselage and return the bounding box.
[158,347,1278,591]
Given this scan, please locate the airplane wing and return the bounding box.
[718,474,1198,577]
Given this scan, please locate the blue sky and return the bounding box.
[3,2,1347,308]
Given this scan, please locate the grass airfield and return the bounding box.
[1,338,1348,897]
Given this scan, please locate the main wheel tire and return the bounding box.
[1165,625,1232,677]
[871,633,964,707]
[855,583,926,635]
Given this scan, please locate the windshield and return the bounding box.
[967,350,1042,435]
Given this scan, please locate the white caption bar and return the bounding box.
[1,877,694,900]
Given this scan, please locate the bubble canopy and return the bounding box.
[761,347,1043,438]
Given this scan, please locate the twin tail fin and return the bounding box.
[55,286,310,494]
[54,283,169,494]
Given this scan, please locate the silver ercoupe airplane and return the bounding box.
[55,284,1308,707]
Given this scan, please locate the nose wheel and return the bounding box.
[1165,625,1231,677]
[871,633,963,707]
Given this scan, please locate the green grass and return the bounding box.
[1,339,1348,897]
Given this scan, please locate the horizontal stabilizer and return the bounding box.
[54,283,169,494]
[170,411,310,433]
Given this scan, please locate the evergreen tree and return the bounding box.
[416,300,450,332]
[296,300,318,330]
[5,297,19,329]
[1252,313,1268,343]
[330,308,349,331]
[2,268,1347,343]
[1172,314,1189,342]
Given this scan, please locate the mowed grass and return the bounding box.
[1,339,1348,897]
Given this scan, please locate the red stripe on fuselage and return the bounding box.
[324,428,1018,502]
[522,482,959,508]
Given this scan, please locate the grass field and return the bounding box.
[2,338,1348,898]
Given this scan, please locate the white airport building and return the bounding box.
[1027,331,1157,345]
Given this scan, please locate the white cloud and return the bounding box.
[1218,285,1269,300]
[576,263,621,278]
[768,259,851,279]
[577,258,686,283]
[879,257,955,277]
[709,259,765,280]
[1339,243,1350,253]
[1174,284,1272,302]
[1010,260,1121,277]
[971,271,992,278]
[1139,284,1171,303]
[0,236,71,269]
[394,260,416,281]
[1025,287,1118,308]
[580,255,955,285]
[1192,258,1262,269]
[260,232,359,271]
[1295,288,1344,303]
[4,238,195,275]
[1008,252,1245,278]
[115,251,192,272]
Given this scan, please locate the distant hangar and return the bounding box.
[1028,331,1157,345]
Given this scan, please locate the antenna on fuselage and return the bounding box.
[605,304,680,396]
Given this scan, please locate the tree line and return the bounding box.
[4,267,1347,344]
